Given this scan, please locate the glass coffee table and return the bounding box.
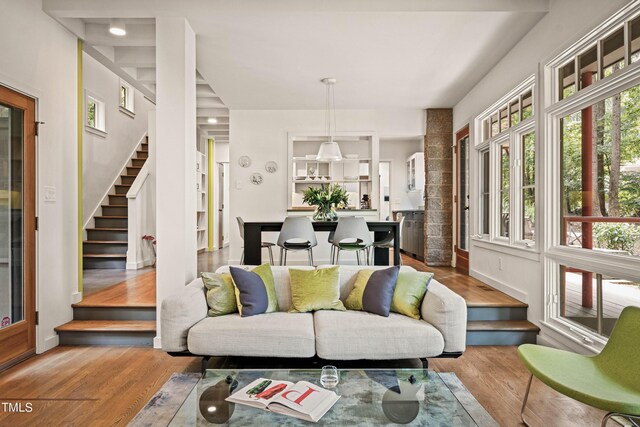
[168,369,497,426]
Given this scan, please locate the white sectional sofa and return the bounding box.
[161,265,467,368]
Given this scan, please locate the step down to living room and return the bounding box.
[56,271,156,346]
[83,137,148,270]
[403,260,540,346]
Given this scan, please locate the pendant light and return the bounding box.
[316,78,343,161]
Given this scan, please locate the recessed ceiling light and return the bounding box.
[109,19,126,36]
[207,118,218,124]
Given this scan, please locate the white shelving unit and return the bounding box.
[287,133,379,210]
[196,150,208,251]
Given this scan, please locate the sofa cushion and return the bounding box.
[345,266,400,316]
[201,272,238,317]
[187,312,316,358]
[230,264,278,316]
[314,310,445,360]
[317,265,419,302]
[289,266,346,313]
[391,271,433,320]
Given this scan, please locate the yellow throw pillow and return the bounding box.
[201,272,238,317]
[390,271,433,319]
[288,266,346,313]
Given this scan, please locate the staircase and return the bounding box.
[466,302,540,345]
[55,271,156,346]
[83,138,149,269]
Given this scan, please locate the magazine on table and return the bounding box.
[225,377,340,422]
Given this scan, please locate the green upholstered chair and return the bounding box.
[517,306,640,427]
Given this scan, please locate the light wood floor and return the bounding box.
[0,346,605,426]
[75,270,156,308]
[401,254,527,307]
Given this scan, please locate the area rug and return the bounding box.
[129,370,497,427]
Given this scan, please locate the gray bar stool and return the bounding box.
[331,216,373,265]
[277,217,317,266]
[237,217,275,265]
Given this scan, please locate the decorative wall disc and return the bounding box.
[238,156,252,168]
[250,172,264,185]
[265,161,278,173]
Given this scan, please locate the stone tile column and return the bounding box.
[424,109,453,266]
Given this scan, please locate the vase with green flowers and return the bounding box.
[302,183,349,221]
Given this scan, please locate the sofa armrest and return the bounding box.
[161,278,208,352]
[421,280,467,353]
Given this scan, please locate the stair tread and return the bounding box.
[466,301,528,308]
[73,302,156,308]
[83,254,127,258]
[94,216,128,219]
[115,184,132,187]
[83,240,128,244]
[103,204,128,207]
[467,320,540,332]
[86,227,127,231]
[55,320,155,333]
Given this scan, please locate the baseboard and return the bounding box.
[41,334,59,353]
[153,336,162,349]
[126,258,153,270]
[470,270,529,303]
[71,291,82,304]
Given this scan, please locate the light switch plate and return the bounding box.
[44,186,56,202]
[235,180,243,190]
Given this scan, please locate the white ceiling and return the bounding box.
[192,11,545,109]
[44,0,548,112]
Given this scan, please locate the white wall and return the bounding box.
[229,109,424,264]
[0,0,78,352]
[452,0,631,338]
[380,138,424,213]
[82,53,154,226]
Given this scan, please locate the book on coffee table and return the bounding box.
[225,377,340,423]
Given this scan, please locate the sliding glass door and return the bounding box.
[0,84,36,369]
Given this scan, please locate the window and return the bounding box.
[480,149,490,235]
[499,142,510,238]
[522,132,536,241]
[560,84,640,257]
[482,88,533,142]
[545,1,640,347]
[475,77,535,246]
[119,79,134,114]
[86,94,105,133]
[559,264,639,338]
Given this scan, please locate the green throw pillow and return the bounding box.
[230,264,279,316]
[288,266,346,313]
[201,272,237,317]
[344,266,400,316]
[390,271,433,319]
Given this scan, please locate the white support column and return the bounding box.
[154,17,197,348]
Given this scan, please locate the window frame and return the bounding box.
[85,91,106,135]
[543,0,640,350]
[119,79,135,116]
[473,76,537,250]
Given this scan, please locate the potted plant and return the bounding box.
[142,235,157,267]
[302,183,349,221]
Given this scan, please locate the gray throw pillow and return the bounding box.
[362,266,400,317]
[229,266,269,317]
